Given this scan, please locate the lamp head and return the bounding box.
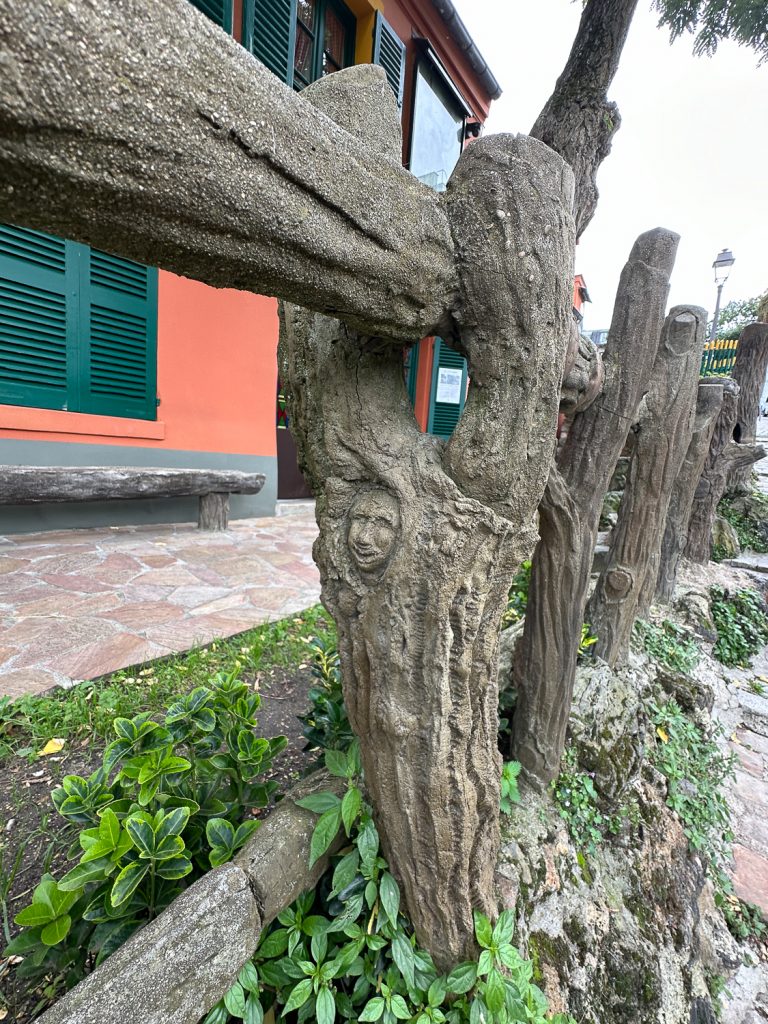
[713,248,735,285]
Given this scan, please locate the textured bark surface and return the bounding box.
[655,381,725,602]
[37,771,346,1024]
[587,306,707,666]
[512,228,679,785]
[199,492,230,530]
[530,0,640,239]
[279,69,575,969]
[0,466,264,503]
[0,0,456,341]
[727,323,768,492]
[685,380,740,562]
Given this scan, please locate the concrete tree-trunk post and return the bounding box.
[586,305,707,666]
[278,71,575,968]
[511,228,679,787]
[727,323,768,493]
[684,380,750,562]
[655,380,725,602]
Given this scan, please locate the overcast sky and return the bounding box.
[451,0,768,329]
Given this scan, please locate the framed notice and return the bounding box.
[435,367,463,404]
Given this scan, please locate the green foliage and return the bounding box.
[300,630,354,756]
[4,669,286,995]
[633,619,700,674]
[653,1,768,63]
[718,492,768,553]
[649,699,766,941]
[501,562,531,629]
[0,606,332,762]
[207,754,575,1024]
[551,749,623,854]
[499,762,521,815]
[710,586,768,667]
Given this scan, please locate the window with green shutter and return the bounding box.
[243,0,297,84]
[0,225,158,421]
[373,12,406,109]
[188,0,233,31]
[427,338,467,438]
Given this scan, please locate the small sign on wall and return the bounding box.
[435,367,463,404]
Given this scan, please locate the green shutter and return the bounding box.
[0,225,71,411]
[79,249,158,421]
[405,344,419,406]
[427,338,467,439]
[188,0,233,30]
[373,12,406,108]
[243,0,297,85]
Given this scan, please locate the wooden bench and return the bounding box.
[0,467,266,531]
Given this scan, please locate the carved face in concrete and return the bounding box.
[348,489,400,573]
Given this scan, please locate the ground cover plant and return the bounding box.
[710,586,768,668]
[718,492,768,554]
[633,619,700,674]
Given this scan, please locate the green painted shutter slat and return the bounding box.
[427,338,467,439]
[0,226,70,411]
[188,0,233,30]
[243,0,297,85]
[373,12,406,108]
[81,249,158,420]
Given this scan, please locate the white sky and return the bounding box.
[451,0,768,329]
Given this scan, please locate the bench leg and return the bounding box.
[199,493,230,530]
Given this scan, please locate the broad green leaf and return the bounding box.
[245,995,264,1024]
[257,927,290,958]
[295,793,342,814]
[224,981,247,1017]
[364,879,378,910]
[390,994,411,1020]
[99,808,121,847]
[477,949,492,978]
[484,969,505,1013]
[15,903,55,928]
[202,1004,228,1024]
[311,930,328,964]
[125,817,155,857]
[357,820,379,873]
[156,856,193,880]
[154,835,186,861]
[309,806,343,868]
[428,978,447,1007]
[138,776,162,807]
[58,858,112,891]
[207,818,235,851]
[378,872,400,926]
[392,931,416,988]
[358,997,386,1022]
[156,806,191,842]
[31,876,58,917]
[114,718,137,741]
[473,910,493,949]
[239,961,260,993]
[110,861,149,907]
[316,986,336,1024]
[496,943,519,971]
[492,909,514,947]
[79,839,115,865]
[302,915,330,936]
[282,978,313,1015]
[446,962,477,995]
[331,850,359,897]
[234,821,260,849]
[469,997,489,1024]
[40,914,71,946]
[325,749,349,778]
[341,786,362,835]
[3,928,45,955]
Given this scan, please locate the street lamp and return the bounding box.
[709,248,735,341]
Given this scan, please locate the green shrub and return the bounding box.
[718,492,768,554]
[710,586,768,667]
[207,745,575,1024]
[633,619,700,674]
[4,669,286,998]
[551,748,623,854]
[649,699,765,941]
[501,562,531,629]
[300,633,353,757]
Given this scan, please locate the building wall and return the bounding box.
[0,273,279,532]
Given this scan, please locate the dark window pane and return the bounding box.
[323,7,346,69]
[297,0,315,31]
[294,24,314,82]
[322,53,341,76]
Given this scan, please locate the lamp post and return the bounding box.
[709,248,735,341]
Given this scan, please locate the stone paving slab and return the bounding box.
[0,503,320,697]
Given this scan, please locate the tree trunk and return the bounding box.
[727,323,768,492]
[280,71,576,969]
[587,305,706,666]
[685,379,740,562]
[0,0,456,341]
[530,0,640,239]
[655,380,725,602]
[512,227,679,786]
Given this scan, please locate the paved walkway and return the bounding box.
[0,503,320,698]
